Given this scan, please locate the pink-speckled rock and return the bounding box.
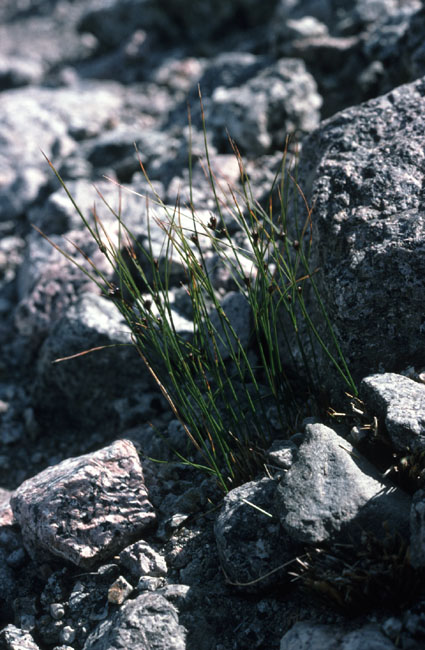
[10,439,156,568]
[0,488,15,527]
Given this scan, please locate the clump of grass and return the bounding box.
[38,94,357,492]
[291,532,424,615]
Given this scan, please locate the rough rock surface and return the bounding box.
[275,422,411,544]
[360,373,425,453]
[214,478,292,590]
[10,440,156,568]
[297,77,425,386]
[0,624,40,650]
[82,592,186,650]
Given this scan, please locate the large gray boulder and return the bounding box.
[296,76,425,388]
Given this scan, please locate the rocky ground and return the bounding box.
[1,1,425,649]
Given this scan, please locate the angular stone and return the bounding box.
[361,373,425,453]
[32,292,149,427]
[0,625,40,650]
[83,592,186,650]
[275,423,410,545]
[11,440,156,568]
[119,540,167,580]
[207,58,321,154]
[215,478,294,591]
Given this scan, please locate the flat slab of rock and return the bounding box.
[11,440,156,569]
[361,373,425,453]
[275,423,410,545]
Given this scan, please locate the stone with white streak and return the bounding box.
[10,440,156,569]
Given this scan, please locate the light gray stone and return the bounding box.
[360,373,425,453]
[119,540,167,580]
[208,58,321,155]
[275,422,410,544]
[0,84,124,221]
[0,625,40,650]
[83,592,186,650]
[11,439,156,568]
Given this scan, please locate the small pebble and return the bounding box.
[59,626,76,644]
[50,603,66,620]
[107,575,133,605]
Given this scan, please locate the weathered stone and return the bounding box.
[206,58,321,154]
[83,592,186,650]
[275,422,410,545]
[119,540,167,580]
[215,478,293,591]
[360,373,425,453]
[11,439,156,568]
[296,77,425,388]
[0,625,40,650]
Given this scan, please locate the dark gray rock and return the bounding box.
[215,478,293,591]
[78,0,176,51]
[410,489,425,568]
[208,291,252,361]
[11,439,156,568]
[157,0,278,45]
[360,373,425,453]
[275,422,411,545]
[32,291,150,425]
[82,592,186,650]
[296,76,425,389]
[280,622,398,650]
